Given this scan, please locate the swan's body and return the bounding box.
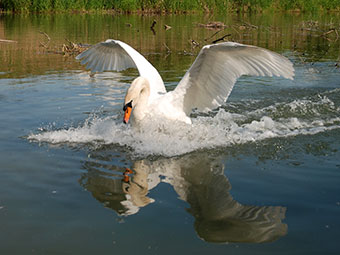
[76,39,294,125]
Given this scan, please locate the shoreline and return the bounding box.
[1,1,340,15]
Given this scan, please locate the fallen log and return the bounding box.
[0,39,17,43]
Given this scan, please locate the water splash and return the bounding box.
[28,93,340,157]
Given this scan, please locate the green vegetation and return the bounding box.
[1,0,340,13]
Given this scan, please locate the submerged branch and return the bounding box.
[61,39,89,55]
[150,20,157,35]
[204,29,224,42]
[212,34,232,44]
[198,22,226,30]
[163,43,171,53]
[39,31,51,48]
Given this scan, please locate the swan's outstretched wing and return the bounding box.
[76,39,166,98]
[173,42,294,114]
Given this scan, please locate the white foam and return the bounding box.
[28,97,340,157]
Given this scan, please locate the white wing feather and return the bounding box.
[76,39,166,99]
[173,42,294,114]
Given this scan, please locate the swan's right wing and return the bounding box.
[173,42,294,114]
[76,39,166,98]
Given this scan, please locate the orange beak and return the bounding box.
[123,168,133,183]
[123,106,132,124]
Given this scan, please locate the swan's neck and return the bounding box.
[134,85,150,122]
[126,77,151,123]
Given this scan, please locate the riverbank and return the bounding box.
[1,0,340,14]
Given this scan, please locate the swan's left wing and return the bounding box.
[173,42,294,114]
[76,39,166,98]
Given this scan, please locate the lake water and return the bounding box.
[1,13,340,254]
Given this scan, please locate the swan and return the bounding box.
[76,39,294,125]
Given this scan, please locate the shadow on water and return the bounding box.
[80,151,287,244]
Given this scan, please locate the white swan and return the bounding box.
[76,39,294,125]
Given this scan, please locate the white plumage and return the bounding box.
[76,39,294,125]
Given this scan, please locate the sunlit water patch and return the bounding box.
[28,89,340,157]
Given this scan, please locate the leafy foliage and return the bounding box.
[1,0,340,12]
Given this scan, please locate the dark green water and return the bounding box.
[0,13,340,254]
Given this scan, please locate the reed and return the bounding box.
[0,0,340,13]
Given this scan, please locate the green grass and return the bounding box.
[1,0,340,13]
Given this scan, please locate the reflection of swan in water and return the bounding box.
[80,152,287,243]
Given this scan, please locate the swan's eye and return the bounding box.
[123,100,133,111]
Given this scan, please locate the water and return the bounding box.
[1,13,340,254]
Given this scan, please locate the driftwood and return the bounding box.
[212,34,231,44]
[61,39,88,55]
[164,24,172,30]
[204,29,223,41]
[189,39,200,48]
[150,19,157,30]
[150,19,156,35]
[37,29,89,55]
[242,21,258,29]
[39,31,51,48]
[198,21,226,29]
[0,39,17,43]
[298,20,340,43]
[163,43,171,53]
[320,28,339,42]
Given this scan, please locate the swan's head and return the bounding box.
[123,77,150,124]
